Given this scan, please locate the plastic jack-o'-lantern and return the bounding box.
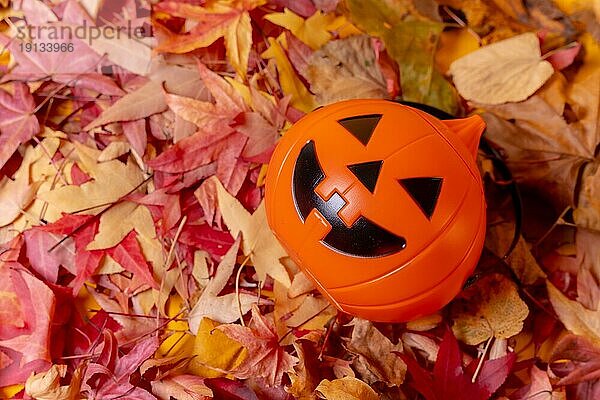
[265,99,487,322]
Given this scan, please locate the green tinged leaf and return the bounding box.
[345,0,458,114]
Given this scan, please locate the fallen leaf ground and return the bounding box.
[0,0,599,399]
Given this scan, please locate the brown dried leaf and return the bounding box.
[306,35,389,105]
[315,377,378,400]
[486,224,547,285]
[346,318,406,386]
[482,72,598,210]
[451,273,529,345]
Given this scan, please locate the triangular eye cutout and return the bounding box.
[338,114,382,146]
[399,177,443,219]
[348,160,383,193]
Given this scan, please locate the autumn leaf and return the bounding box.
[315,376,379,400]
[0,28,123,94]
[187,318,248,378]
[449,32,554,104]
[346,318,406,386]
[265,9,336,50]
[345,0,458,114]
[188,237,256,331]
[482,71,597,210]
[155,0,266,77]
[151,374,212,400]
[451,273,529,345]
[0,83,39,170]
[512,366,564,400]
[398,328,516,400]
[306,35,389,105]
[217,305,299,386]
[549,334,600,386]
[83,332,159,399]
[84,81,168,131]
[0,261,55,386]
[37,142,144,216]
[209,176,291,287]
[261,35,317,113]
[435,0,529,43]
[547,281,600,345]
[25,364,83,400]
[287,340,321,400]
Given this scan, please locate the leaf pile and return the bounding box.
[0,0,599,399]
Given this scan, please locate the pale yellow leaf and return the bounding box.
[38,142,144,217]
[316,377,379,400]
[547,280,600,345]
[188,238,255,332]
[25,364,82,400]
[86,201,156,250]
[209,176,291,287]
[0,175,40,227]
[98,141,130,162]
[449,32,554,104]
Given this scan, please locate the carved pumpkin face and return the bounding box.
[265,100,487,322]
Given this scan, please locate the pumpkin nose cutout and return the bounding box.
[399,177,443,219]
[347,160,383,193]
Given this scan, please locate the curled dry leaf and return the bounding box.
[306,35,389,105]
[315,376,379,400]
[449,32,554,104]
[25,364,83,400]
[549,334,600,386]
[512,365,564,400]
[346,318,406,386]
[451,273,529,345]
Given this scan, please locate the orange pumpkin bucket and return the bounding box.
[265,99,487,322]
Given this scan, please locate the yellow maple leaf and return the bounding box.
[37,142,143,217]
[261,35,316,113]
[206,175,292,287]
[187,317,248,378]
[265,9,335,50]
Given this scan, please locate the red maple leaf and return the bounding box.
[0,83,40,170]
[397,328,516,400]
[0,237,55,387]
[217,305,299,387]
[83,331,159,399]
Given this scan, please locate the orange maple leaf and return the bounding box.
[155,0,266,77]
